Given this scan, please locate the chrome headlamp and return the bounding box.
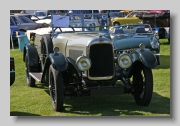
[151,42,159,49]
[117,54,132,69]
[76,56,91,71]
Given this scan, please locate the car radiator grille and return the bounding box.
[89,44,114,77]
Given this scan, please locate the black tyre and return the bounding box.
[113,22,120,27]
[132,65,153,106]
[25,54,35,87]
[49,65,64,112]
[40,34,53,71]
[41,34,53,55]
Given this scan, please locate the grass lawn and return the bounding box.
[10,39,170,116]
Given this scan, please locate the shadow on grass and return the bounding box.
[155,55,170,69]
[10,111,41,116]
[60,92,170,116]
[33,82,170,116]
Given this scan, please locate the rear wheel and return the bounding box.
[40,34,53,70]
[132,65,153,106]
[49,65,64,112]
[113,22,120,27]
[25,54,35,87]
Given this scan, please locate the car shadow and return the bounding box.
[60,92,170,116]
[34,83,170,116]
[10,111,41,116]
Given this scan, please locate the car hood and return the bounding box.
[113,35,152,50]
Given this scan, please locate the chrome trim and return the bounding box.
[88,75,114,80]
[154,53,160,56]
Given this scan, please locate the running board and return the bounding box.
[29,72,42,83]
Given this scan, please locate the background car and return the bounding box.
[110,10,149,26]
[137,10,170,39]
[10,14,42,32]
[109,24,160,65]
[10,16,20,45]
[33,10,48,20]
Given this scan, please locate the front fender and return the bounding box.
[131,48,157,68]
[49,52,68,72]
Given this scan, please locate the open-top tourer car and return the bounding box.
[108,24,160,65]
[23,13,158,112]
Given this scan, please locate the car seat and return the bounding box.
[114,29,124,34]
[135,28,146,33]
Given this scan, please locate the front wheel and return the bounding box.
[132,65,153,106]
[49,65,64,112]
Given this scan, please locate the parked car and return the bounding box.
[10,14,42,32]
[108,24,160,65]
[110,10,148,26]
[137,11,170,39]
[33,10,48,20]
[10,16,20,45]
[10,57,15,86]
[23,13,157,112]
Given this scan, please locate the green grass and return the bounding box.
[10,39,170,116]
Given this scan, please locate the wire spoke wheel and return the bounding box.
[49,65,64,112]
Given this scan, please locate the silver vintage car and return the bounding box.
[23,13,157,112]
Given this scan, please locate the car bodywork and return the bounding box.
[23,13,157,112]
[109,24,160,65]
[10,57,15,86]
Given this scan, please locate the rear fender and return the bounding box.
[131,48,157,68]
[23,44,39,72]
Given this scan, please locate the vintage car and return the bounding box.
[108,24,160,65]
[23,13,157,112]
[136,11,170,39]
[110,10,149,26]
[10,57,15,86]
